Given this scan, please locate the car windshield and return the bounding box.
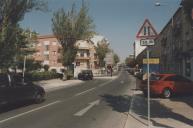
[1,1,193,128]
[150,74,163,81]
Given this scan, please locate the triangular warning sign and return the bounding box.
[136,19,158,39]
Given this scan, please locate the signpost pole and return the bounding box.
[140,39,155,128]
[147,47,151,128]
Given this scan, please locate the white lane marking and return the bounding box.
[98,79,113,87]
[0,101,61,124]
[75,87,96,96]
[74,75,117,97]
[74,100,100,116]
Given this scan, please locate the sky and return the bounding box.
[20,0,181,62]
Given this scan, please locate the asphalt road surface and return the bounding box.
[0,70,136,128]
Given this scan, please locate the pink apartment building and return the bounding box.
[34,35,64,71]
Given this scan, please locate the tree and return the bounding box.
[52,1,95,71]
[125,57,135,68]
[15,28,40,72]
[0,0,47,70]
[96,42,110,67]
[113,53,120,65]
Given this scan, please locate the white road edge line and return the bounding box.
[0,101,61,124]
[75,87,96,96]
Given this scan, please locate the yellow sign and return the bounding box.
[143,58,159,64]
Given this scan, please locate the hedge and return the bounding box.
[25,71,62,81]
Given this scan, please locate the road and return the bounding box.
[0,70,136,128]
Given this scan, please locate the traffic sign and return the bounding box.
[140,39,155,46]
[136,19,158,39]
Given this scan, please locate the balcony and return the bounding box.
[75,55,90,60]
[44,51,49,55]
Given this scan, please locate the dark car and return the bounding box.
[78,70,93,80]
[0,73,45,106]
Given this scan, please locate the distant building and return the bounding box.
[34,35,100,76]
[74,40,99,77]
[34,35,64,72]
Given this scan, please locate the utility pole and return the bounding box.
[22,56,26,83]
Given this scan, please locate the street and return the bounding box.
[1,70,193,128]
[0,70,135,128]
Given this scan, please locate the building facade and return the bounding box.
[74,40,99,77]
[34,35,64,72]
[155,5,193,80]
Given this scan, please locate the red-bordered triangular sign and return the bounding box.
[136,19,158,39]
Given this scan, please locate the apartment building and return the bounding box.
[34,35,64,71]
[74,40,99,77]
[34,35,99,76]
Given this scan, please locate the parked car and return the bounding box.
[0,73,45,106]
[140,74,193,98]
[78,70,93,80]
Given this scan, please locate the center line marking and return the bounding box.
[0,101,61,124]
[75,87,96,96]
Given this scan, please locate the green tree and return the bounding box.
[15,28,40,72]
[52,1,95,72]
[113,53,120,65]
[96,42,110,67]
[0,0,47,70]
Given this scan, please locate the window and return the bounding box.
[12,74,24,85]
[148,26,150,35]
[144,27,147,35]
[164,76,177,81]
[76,62,80,66]
[80,51,84,57]
[150,74,162,81]
[45,45,49,51]
[52,51,56,55]
[58,58,62,63]
[185,56,191,77]
[45,55,49,60]
[164,75,191,82]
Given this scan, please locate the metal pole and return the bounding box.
[147,47,151,128]
[23,56,26,83]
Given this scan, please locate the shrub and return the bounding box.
[26,71,61,81]
[43,65,49,71]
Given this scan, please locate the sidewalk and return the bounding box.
[34,79,84,92]
[34,73,120,92]
[124,90,193,128]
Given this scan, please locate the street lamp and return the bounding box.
[155,2,161,6]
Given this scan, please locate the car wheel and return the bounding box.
[34,93,44,104]
[162,88,172,98]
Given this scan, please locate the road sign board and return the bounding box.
[143,58,159,64]
[140,39,155,46]
[136,19,158,39]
